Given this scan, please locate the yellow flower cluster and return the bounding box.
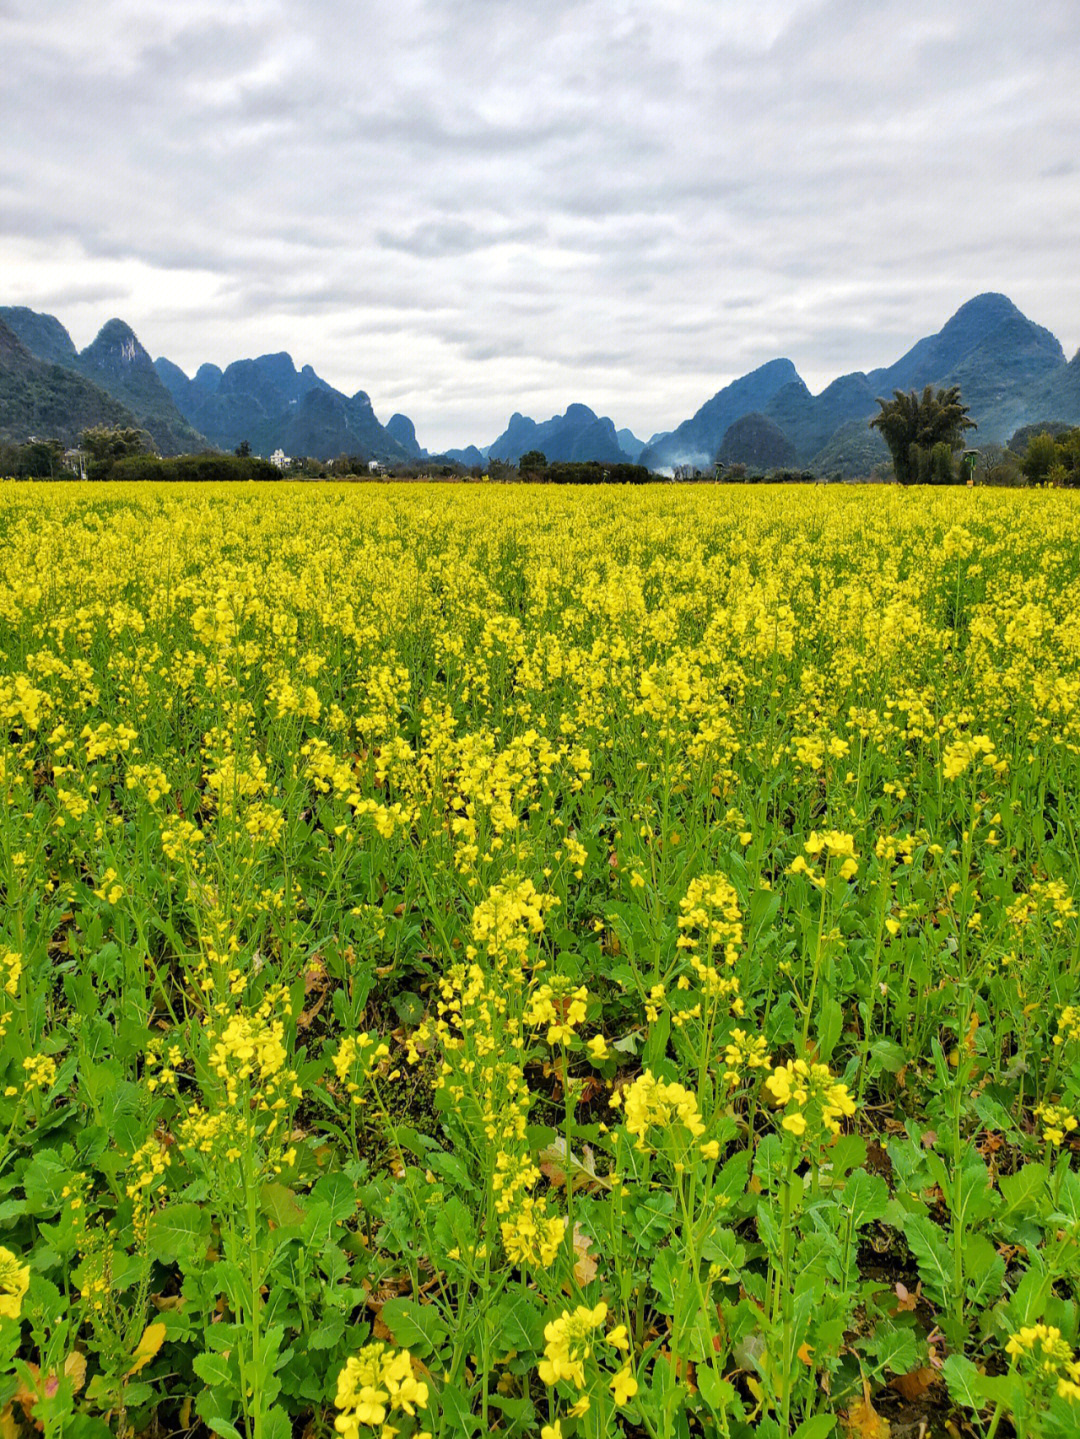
[500,1196,566,1270]
[538,1301,608,1387]
[1034,1102,1078,1147]
[333,1343,429,1438]
[21,1054,57,1094]
[942,734,1003,780]
[537,1301,638,1417]
[1054,1005,1080,1046]
[334,1033,392,1104]
[722,1029,772,1088]
[1006,1324,1080,1403]
[765,1058,856,1138]
[676,873,743,965]
[525,981,588,1046]
[788,831,858,885]
[124,1137,171,1200]
[0,1245,29,1319]
[468,875,558,968]
[1,950,21,997]
[616,1070,705,1152]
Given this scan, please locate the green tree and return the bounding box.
[80,425,151,479]
[16,438,65,478]
[869,385,975,485]
[235,439,252,458]
[1023,431,1064,485]
[518,450,547,478]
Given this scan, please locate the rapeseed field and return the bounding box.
[1,480,1079,1439]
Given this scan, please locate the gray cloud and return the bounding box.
[2,0,1079,450]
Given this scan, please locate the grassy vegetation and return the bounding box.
[1,481,1080,1439]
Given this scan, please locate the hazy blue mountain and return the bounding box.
[0,318,138,445]
[240,386,407,464]
[385,413,426,459]
[194,363,224,390]
[154,355,192,400]
[0,307,79,367]
[617,427,646,462]
[639,359,803,470]
[445,445,485,467]
[1019,349,1080,432]
[866,293,1066,444]
[760,372,878,464]
[156,351,333,452]
[5,292,1078,473]
[156,350,406,461]
[719,413,797,470]
[868,294,1062,392]
[487,403,629,464]
[809,420,891,479]
[639,295,1071,472]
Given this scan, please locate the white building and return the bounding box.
[270,449,290,470]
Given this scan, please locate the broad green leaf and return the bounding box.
[193,1351,235,1390]
[841,1168,889,1229]
[904,1215,954,1308]
[492,1292,543,1353]
[380,1297,448,1357]
[310,1171,357,1224]
[792,1417,835,1439]
[696,1363,735,1411]
[942,1354,991,1413]
[999,1162,1049,1216]
[147,1202,212,1268]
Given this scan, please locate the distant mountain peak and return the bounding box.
[385,413,425,459]
[640,356,806,470]
[0,307,79,367]
[83,319,150,372]
[486,403,629,465]
[947,292,1023,324]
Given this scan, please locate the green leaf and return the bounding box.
[203,1417,244,1439]
[1007,1260,1052,1327]
[858,1321,919,1378]
[260,1182,306,1229]
[999,1162,1049,1216]
[942,1354,991,1413]
[65,1418,117,1439]
[696,1363,735,1411]
[193,1352,235,1390]
[438,1379,483,1435]
[904,1215,954,1308]
[650,1247,682,1315]
[792,1417,835,1439]
[816,998,843,1063]
[643,1010,672,1073]
[261,1405,292,1439]
[309,1316,346,1349]
[147,1203,211,1268]
[492,1292,543,1353]
[841,1168,889,1229]
[963,1235,1006,1307]
[310,1172,356,1224]
[379,1298,448,1357]
[870,1038,907,1074]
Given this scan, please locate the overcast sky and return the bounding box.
[4,0,1079,450]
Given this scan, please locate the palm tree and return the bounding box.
[870,385,976,484]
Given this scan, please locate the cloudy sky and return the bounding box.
[4,0,1079,450]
